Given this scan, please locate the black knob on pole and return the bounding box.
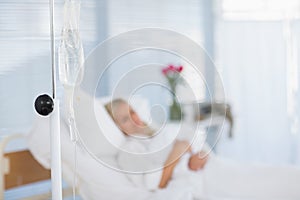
[34,94,54,116]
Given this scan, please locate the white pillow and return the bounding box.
[93,97,126,154]
[26,115,52,169]
[68,89,118,158]
[94,95,151,150]
[75,91,152,158]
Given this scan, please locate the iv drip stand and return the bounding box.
[49,0,63,199]
[34,0,64,199]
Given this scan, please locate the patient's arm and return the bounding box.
[159,140,191,188]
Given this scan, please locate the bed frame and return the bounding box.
[0,134,72,200]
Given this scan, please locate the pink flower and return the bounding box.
[177,66,183,72]
[162,68,168,75]
[162,64,184,93]
[169,65,175,71]
[162,64,184,76]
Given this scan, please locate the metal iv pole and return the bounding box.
[34,0,63,199]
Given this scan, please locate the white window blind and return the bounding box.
[220,0,300,20]
[0,0,107,138]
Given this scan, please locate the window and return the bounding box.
[220,0,300,20]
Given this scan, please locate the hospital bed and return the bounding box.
[2,93,300,200]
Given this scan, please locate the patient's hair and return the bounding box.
[105,98,155,136]
[104,98,127,121]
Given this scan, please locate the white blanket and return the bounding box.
[27,115,300,200]
[169,155,300,200]
[117,136,300,200]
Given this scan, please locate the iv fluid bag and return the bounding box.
[59,0,84,86]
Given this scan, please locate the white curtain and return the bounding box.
[215,10,300,165]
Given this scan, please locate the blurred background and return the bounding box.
[1,0,300,198]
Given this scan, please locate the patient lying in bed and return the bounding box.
[104,98,300,200]
[27,93,300,199]
[105,98,209,189]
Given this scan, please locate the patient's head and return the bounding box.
[105,98,152,136]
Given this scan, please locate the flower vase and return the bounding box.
[162,64,184,121]
[169,98,182,121]
[169,84,182,121]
